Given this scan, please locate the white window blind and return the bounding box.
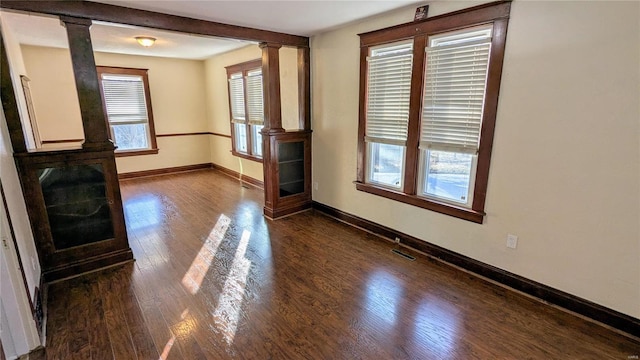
[420,29,492,154]
[246,69,264,125]
[101,74,148,124]
[229,72,246,124]
[365,41,413,146]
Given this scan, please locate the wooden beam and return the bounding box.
[0,1,309,48]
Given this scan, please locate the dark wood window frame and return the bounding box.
[356,1,511,223]
[96,66,159,157]
[226,59,264,162]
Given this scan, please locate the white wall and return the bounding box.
[310,0,640,318]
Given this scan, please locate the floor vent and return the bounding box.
[241,184,250,189]
[391,248,416,261]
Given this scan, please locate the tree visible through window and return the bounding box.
[96,66,158,156]
[226,59,264,161]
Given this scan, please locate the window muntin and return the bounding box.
[226,60,263,161]
[356,1,511,223]
[97,67,157,155]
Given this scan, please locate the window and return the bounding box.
[226,59,264,161]
[357,1,511,223]
[96,66,158,156]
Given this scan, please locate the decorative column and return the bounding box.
[260,42,284,217]
[260,42,312,219]
[297,46,311,131]
[60,16,113,150]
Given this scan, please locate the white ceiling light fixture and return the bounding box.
[135,36,156,47]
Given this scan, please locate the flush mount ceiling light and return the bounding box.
[135,36,156,47]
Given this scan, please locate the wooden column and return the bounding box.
[60,16,113,150]
[260,42,282,217]
[259,42,284,133]
[0,32,27,153]
[297,46,311,131]
[260,42,312,219]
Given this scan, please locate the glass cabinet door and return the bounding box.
[38,163,114,250]
[278,141,305,197]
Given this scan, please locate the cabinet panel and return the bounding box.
[38,164,114,250]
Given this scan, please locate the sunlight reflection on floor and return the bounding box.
[159,335,176,360]
[181,214,231,295]
[364,270,403,329]
[212,229,252,345]
[413,297,460,356]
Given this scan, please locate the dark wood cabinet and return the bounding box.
[263,130,312,219]
[15,149,132,281]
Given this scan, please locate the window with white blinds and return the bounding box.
[420,27,492,154]
[246,69,264,126]
[356,3,511,222]
[229,73,245,123]
[365,41,413,146]
[97,67,157,153]
[101,74,148,124]
[226,60,264,160]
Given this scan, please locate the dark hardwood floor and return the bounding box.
[43,169,639,359]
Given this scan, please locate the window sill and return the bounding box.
[354,182,485,223]
[231,150,263,163]
[115,148,159,157]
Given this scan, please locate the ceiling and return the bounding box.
[1,1,422,60]
[95,0,423,36]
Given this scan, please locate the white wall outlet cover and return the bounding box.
[506,234,518,249]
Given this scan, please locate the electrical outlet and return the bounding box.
[313,182,319,191]
[506,234,518,249]
[395,237,401,244]
[31,256,37,271]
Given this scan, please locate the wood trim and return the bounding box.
[231,150,263,163]
[114,148,159,157]
[356,46,368,183]
[208,132,232,139]
[472,17,509,211]
[359,1,512,46]
[312,201,640,339]
[355,182,484,223]
[0,1,309,48]
[41,139,84,144]
[297,47,311,131]
[117,163,264,189]
[118,163,212,180]
[42,248,133,283]
[96,66,158,153]
[0,31,27,153]
[210,163,264,189]
[402,35,427,195]
[225,59,262,74]
[156,132,232,138]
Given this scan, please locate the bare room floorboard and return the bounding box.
[43,169,639,359]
